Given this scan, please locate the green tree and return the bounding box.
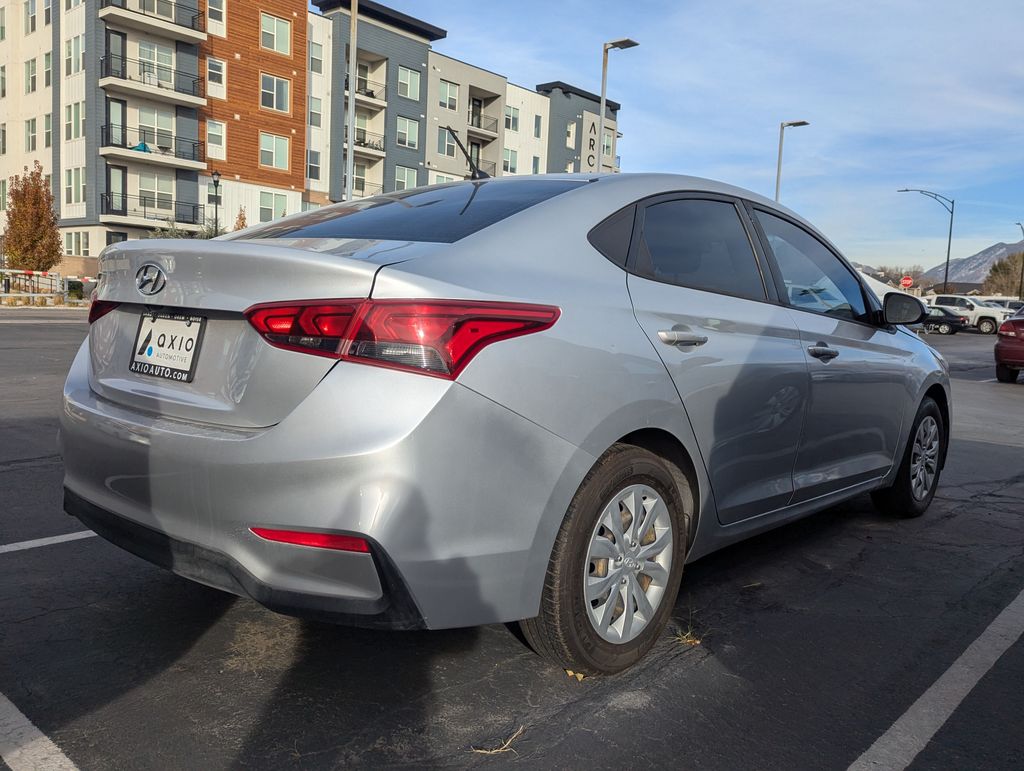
[2,161,62,271]
[983,252,1024,296]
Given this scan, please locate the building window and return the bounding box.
[24,118,36,151]
[206,119,225,160]
[64,101,84,140]
[259,132,289,170]
[259,191,287,222]
[43,53,52,87]
[394,165,417,191]
[532,155,540,174]
[438,79,458,111]
[504,106,519,132]
[602,130,613,161]
[353,161,366,194]
[138,105,172,148]
[566,123,576,149]
[207,0,223,23]
[64,0,83,10]
[207,58,224,85]
[43,0,50,25]
[206,182,221,205]
[260,13,290,55]
[534,114,542,138]
[309,41,323,74]
[308,96,322,127]
[503,148,517,174]
[434,173,455,185]
[64,35,84,76]
[398,66,419,100]
[307,149,320,180]
[0,123,5,155]
[396,116,418,149]
[0,66,6,98]
[43,113,51,147]
[139,171,173,211]
[24,58,36,93]
[64,167,85,204]
[0,180,6,211]
[437,126,455,157]
[64,231,89,256]
[24,0,36,34]
[260,73,289,112]
[0,8,6,41]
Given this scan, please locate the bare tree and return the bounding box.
[2,161,62,271]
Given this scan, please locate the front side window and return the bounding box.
[259,132,289,169]
[394,165,417,191]
[437,127,455,157]
[755,210,868,321]
[259,190,287,222]
[637,199,766,301]
[504,105,519,132]
[260,73,289,112]
[396,116,418,148]
[438,79,458,110]
[398,65,419,99]
[260,13,290,55]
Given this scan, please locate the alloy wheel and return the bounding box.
[910,415,940,500]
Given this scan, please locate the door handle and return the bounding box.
[807,343,839,361]
[658,330,708,347]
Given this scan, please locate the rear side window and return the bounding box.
[756,211,868,322]
[634,199,766,301]
[588,204,636,267]
[232,179,584,244]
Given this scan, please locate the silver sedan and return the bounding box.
[61,174,950,674]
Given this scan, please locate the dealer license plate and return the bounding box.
[129,312,206,382]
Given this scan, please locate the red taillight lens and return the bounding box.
[88,299,120,324]
[244,299,560,379]
[250,527,370,553]
[998,321,1017,337]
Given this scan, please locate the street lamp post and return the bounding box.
[775,120,809,202]
[898,189,955,293]
[597,38,638,173]
[211,170,221,235]
[1015,222,1024,301]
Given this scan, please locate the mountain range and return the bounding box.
[919,239,1024,285]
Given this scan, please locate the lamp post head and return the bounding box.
[212,170,221,186]
[605,38,639,51]
[782,120,809,128]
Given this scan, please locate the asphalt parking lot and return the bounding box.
[1,307,1022,769]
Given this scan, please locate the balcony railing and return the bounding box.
[101,123,205,163]
[100,55,204,99]
[101,192,204,225]
[345,76,386,101]
[352,183,383,199]
[467,111,499,134]
[345,128,385,152]
[471,159,497,176]
[99,0,204,33]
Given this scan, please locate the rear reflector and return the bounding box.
[88,300,120,324]
[250,527,371,553]
[245,299,560,379]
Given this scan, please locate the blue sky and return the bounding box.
[361,0,1024,269]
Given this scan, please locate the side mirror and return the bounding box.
[965,303,975,310]
[883,292,927,326]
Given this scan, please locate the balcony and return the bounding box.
[467,159,497,178]
[345,128,386,158]
[351,183,383,199]
[344,76,387,111]
[98,0,206,43]
[99,55,206,107]
[99,124,206,170]
[100,192,205,231]
[466,110,499,138]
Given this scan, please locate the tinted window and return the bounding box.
[756,211,868,321]
[635,199,766,301]
[588,204,635,267]
[935,296,954,305]
[233,179,584,244]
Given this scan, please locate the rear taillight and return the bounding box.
[244,298,560,379]
[250,527,370,553]
[998,321,1017,337]
[88,299,120,324]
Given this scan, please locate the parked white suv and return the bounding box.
[927,295,1013,334]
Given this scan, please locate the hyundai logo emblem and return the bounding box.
[135,264,167,296]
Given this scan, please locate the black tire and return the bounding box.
[519,444,691,675]
[996,364,1019,383]
[871,397,945,518]
[978,318,997,335]
[937,323,953,335]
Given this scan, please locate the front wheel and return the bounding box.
[978,318,997,334]
[937,322,953,335]
[519,444,691,675]
[871,397,945,518]
[996,364,1019,383]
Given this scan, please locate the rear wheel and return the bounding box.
[937,322,953,335]
[871,397,944,518]
[978,318,997,334]
[996,364,1019,383]
[519,444,691,675]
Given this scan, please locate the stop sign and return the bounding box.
[900,276,914,288]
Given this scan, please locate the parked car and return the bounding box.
[61,175,950,674]
[995,307,1024,383]
[987,298,1024,311]
[927,294,1012,334]
[920,306,968,335]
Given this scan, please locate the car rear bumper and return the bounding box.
[60,340,591,629]
[995,339,1024,367]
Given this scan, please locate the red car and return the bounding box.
[995,307,1024,383]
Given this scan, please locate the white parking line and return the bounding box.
[0,531,96,555]
[0,691,78,771]
[849,586,1024,770]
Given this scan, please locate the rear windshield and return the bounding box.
[234,179,585,244]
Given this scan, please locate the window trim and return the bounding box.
[259,72,291,113]
[258,131,289,171]
[745,201,883,327]
[259,12,291,56]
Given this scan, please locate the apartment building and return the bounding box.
[0,0,621,277]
